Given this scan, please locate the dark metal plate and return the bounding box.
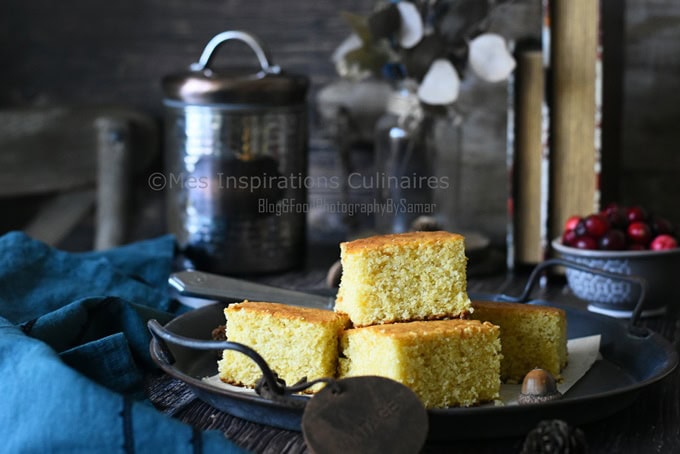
[149,297,678,440]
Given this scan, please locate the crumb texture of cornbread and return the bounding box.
[335,231,472,326]
[338,319,501,408]
[218,301,350,392]
[470,301,568,382]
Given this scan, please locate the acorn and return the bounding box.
[518,368,562,405]
[410,215,442,232]
[211,324,227,359]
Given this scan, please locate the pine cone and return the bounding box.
[521,420,587,454]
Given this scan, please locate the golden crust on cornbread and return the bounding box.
[340,230,465,253]
[339,319,501,408]
[224,301,344,324]
[345,317,491,340]
[336,231,472,326]
[218,301,350,392]
[469,301,568,382]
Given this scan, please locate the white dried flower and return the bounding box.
[417,58,460,105]
[397,2,424,49]
[468,33,516,83]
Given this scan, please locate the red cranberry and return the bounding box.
[651,217,673,236]
[562,230,578,247]
[584,214,610,238]
[574,219,588,237]
[628,243,646,251]
[626,206,648,223]
[564,215,582,232]
[599,230,626,250]
[574,236,598,250]
[627,221,652,245]
[602,205,627,229]
[650,234,678,250]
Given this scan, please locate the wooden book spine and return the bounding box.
[549,0,600,242]
[514,50,546,265]
[95,117,132,250]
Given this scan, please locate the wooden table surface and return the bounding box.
[146,246,680,454]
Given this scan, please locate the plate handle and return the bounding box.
[147,319,338,406]
[498,258,649,337]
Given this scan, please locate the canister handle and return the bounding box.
[190,30,281,74]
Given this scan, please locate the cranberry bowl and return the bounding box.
[552,239,680,317]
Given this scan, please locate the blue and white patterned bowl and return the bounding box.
[552,239,680,316]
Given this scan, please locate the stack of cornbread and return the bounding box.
[218,231,568,408]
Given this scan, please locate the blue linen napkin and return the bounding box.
[0,232,246,453]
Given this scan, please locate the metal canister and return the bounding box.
[162,31,309,274]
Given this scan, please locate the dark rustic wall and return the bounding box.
[1,0,679,240]
[0,0,371,112]
[621,1,680,223]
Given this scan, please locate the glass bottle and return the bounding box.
[374,83,463,233]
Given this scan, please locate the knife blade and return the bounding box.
[169,270,334,310]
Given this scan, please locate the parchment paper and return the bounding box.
[203,334,603,406]
[498,334,602,405]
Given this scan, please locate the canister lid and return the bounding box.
[162,30,308,106]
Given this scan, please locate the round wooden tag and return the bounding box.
[302,376,428,454]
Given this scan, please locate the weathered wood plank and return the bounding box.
[23,189,96,246]
[621,0,680,225]
[0,107,156,196]
[2,0,680,233]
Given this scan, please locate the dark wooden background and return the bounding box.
[620,2,680,222]
[0,0,371,115]
[0,0,679,242]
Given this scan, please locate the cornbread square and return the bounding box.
[336,231,472,326]
[470,301,568,382]
[218,301,350,392]
[338,319,501,408]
